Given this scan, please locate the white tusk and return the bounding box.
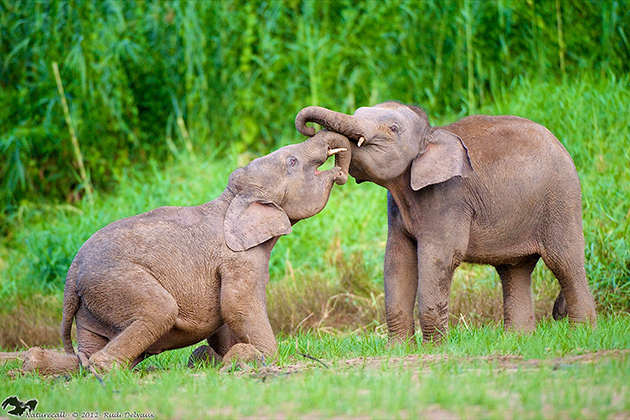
[327,147,347,156]
[357,136,365,147]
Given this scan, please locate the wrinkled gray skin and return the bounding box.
[296,102,596,343]
[8,131,351,375]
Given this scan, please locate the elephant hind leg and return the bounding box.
[208,324,240,357]
[496,255,539,332]
[76,324,109,359]
[22,347,80,376]
[541,249,596,325]
[541,224,596,325]
[86,278,179,372]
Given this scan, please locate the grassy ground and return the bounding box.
[2,316,629,419]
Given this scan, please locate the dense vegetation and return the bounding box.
[0,1,628,348]
[2,0,629,215]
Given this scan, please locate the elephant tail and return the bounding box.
[61,262,80,355]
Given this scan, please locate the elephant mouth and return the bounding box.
[314,146,347,180]
[315,147,348,175]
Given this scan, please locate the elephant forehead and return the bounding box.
[249,149,288,169]
[354,104,414,122]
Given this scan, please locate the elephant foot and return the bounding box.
[22,347,80,376]
[87,351,121,374]
[219,343,264,373]
[187,345,222,368]
[419,325,449,345]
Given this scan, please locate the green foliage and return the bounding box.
[2,0,630,218]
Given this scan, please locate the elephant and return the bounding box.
[4,130,351,375]
[295,102,597,343]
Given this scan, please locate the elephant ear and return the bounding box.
[410,128,473,191]
[224,193,292,252]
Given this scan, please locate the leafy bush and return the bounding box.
[2,0,629,219]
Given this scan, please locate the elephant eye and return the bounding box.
[389,124,399,133]
[287,156,298,168]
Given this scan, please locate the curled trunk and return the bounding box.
[306,130,352,185]
[295,106,363,140]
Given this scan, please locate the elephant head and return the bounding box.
[295,102,472,190]
[224,130,351,251]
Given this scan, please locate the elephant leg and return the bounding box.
[21,347,81,376]
[219,258,277,357]
[496,255,539,332]
[416,243,459,343]
[541,252,596,325]
[187,345,222,368]
[76,323,109,358]
[541,210,596,325]
[384,223,418,344]
[187,324,239,368]
[87,276,179,372]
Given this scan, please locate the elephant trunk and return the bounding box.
[305,130,352,185]
[295,106,364,141]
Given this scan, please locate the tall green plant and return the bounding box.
[2,0,629,226]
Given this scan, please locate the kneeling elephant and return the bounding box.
[4,130,351,375]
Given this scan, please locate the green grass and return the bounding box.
[2,316,629,419]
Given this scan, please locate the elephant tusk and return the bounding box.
[327,147,347,156]
[357,136,365,147]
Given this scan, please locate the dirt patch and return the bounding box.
[240,349,630,379]
[0,296,63,349]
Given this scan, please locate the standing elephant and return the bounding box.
[8,130,350,375]
[295,102,596,343]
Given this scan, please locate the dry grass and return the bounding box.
[267,251,386,335]
[0,256,563,349]
[268,255,561,335]
[0,294,63,349]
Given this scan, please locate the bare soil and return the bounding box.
[240,349,630,380]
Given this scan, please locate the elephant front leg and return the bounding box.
[384,226,419,344]
[416,243,459,343]
[219,261,278,359]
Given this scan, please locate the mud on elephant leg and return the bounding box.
[552,291,568,320]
